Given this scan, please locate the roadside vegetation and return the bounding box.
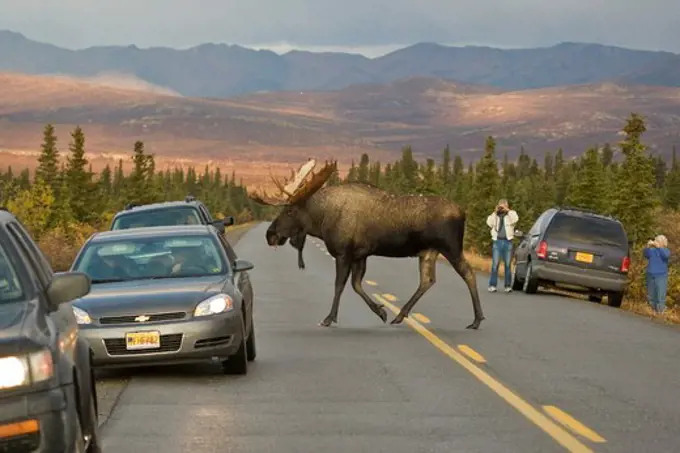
[0,124,276,271]
[2,114,678,324]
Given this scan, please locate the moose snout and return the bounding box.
[266,228,288,246]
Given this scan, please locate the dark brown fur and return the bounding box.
[258,182,485,329]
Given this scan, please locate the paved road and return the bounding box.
[96,222,680,453]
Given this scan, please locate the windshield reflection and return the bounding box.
[73,235,227,283]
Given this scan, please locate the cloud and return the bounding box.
[0,0,678,54]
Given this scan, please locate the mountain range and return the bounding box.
[1,30,680,189]
[2,30,680,98]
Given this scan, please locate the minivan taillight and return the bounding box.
[536,241,548,259]
[621,256,630,273]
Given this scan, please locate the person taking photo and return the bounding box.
[486,198,519,292]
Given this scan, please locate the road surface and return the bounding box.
[95,222,680,453]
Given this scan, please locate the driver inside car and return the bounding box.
[170,246,204,275]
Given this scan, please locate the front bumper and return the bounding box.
[532,260,629,292]
[0,386,73,453]
[81,310,244,368]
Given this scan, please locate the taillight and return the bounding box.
[621,256,630,273]
[536,241,548,259]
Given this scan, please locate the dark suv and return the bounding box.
[110,196,234,235]
[0,209,101,453]
[511,206,631,307]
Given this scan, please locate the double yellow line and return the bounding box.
[374,293,605,453]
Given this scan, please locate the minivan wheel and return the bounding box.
[511,265,523,291]
[588,294,603,303]
[607,291,624,308]
[523,262,539,294]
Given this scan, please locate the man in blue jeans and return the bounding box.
[486,199,519,292]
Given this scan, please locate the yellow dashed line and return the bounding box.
[365,280,377,286]
[543,406,607,444]
[457,345,487,363]
[381,293,398,302]
[374,293,594,453]
[412,313,431,324]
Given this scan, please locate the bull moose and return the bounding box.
[249,159,485,330]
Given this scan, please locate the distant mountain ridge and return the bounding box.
[1,30,679,98]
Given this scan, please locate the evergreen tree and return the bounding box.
[35,124,60,191]
[64,126,94,223]
[466,136,500,253]
[565,147,608,213]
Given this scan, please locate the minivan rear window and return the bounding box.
[545,214,628,248]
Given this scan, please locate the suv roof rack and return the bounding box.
[184,195,196,203]
[556,205,616,220]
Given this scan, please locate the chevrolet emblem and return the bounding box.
[134,315,151,322]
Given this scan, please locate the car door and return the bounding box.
[514,210,553,276]
[217,234,252,328]
[5,222,78,381]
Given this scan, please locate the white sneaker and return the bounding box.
[504,287,512,293]
[488,286,497,292]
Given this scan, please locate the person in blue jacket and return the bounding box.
[643,234,671,313]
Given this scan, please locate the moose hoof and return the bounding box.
[466,317,484,330]
[319,316,336,327]
[390,316,405,325]
[376,307,388,323]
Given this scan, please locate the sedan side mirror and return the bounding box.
[233,259,254,273]
[47,272,91,310]
[211,220,226,233]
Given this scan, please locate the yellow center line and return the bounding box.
[412,313,431,324]
[457,344,487,363]
[364,280,378,286]
[543,406,607,443]
[381,293,398,302]
[373,294,595,453]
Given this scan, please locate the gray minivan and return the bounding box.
[511,206,631,307]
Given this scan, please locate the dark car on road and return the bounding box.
[511,206,631,307]
[69,225,256,375]
[110,196,234,235]
[0,209,101,453]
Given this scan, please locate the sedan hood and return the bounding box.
[74,275,232,319]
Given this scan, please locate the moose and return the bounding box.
[249,158,485,330]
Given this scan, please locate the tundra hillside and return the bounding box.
[3,114,678,324]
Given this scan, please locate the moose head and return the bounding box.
[249,158,337,247]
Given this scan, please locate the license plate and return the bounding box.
[575,252,594,263]
[125,331,161,350]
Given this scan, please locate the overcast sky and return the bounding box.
[0,0,678,56]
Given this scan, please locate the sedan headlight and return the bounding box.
[72,306,92,325]
[0,349,54,390]
[194,294,234,317]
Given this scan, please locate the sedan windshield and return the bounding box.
[0,242,25,304]
[73,235,227,283]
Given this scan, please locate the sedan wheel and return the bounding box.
[221,317,248,375]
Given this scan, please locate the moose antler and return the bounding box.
[248,158,337,206]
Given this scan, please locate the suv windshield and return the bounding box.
[546,214,628,248]
[0,241,25,304]
[73,234,227,283]
[111,207,202,229]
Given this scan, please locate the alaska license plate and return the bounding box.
[125,331,161,350]
[575,252,594,263]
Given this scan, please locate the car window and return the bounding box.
[111,207,203,229]
[0,239,26,304]
[72,234,229,283]
[545,214,628,247]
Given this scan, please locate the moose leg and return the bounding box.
[320,255,352,327]
[390,250,438,324]
[350,259,388,322]
[297,235,306,269]
[442,251,485,329]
